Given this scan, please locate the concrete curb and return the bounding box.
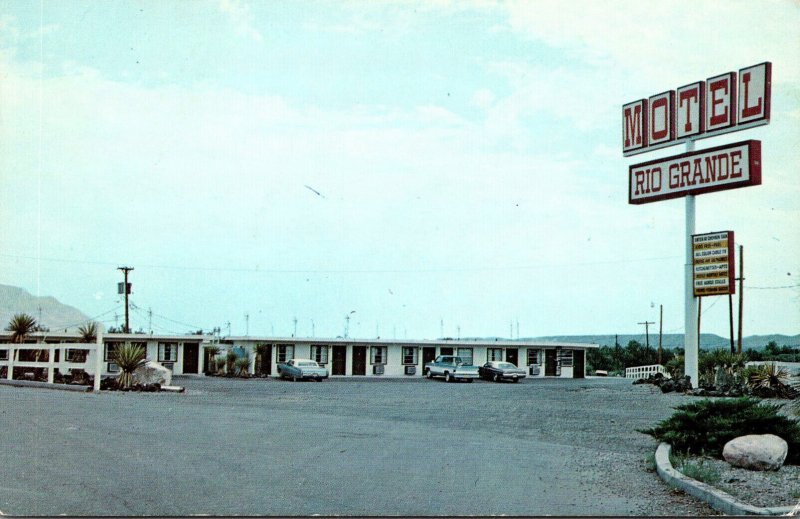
[655,442,797,516]
[0,379,91,392]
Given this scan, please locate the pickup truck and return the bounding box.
[424,355,479,382]
[277,359,329,381]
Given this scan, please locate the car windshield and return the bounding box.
[497,362,516,369]
[297,361,317,367]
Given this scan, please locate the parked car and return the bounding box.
[479,361,527,382]
[277,359,329,381]
[424,355,479,382]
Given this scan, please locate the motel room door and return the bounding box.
[422,347,436,368]
[544,350,557,376]
[505,348,519,367]
[573,350,585,378]
[352,346,367,376]
[183,343,199,374]
[332,346,347,375]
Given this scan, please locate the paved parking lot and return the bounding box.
[0,376,716,516]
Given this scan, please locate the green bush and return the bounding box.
[640,397,800,464]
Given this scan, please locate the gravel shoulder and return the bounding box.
[674,454,800,508]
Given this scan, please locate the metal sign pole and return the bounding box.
[684,140,699,386]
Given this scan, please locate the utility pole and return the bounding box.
[737,245,744,353]
[658,305,663,365]
[638,320,655,353]
[293,316,297,337]
[311,319,315,338]
[148,307,153,335]
[245,313,250,336]
[728,292,735,353]
[117,266,134,333]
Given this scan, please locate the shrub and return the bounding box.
[640,397,800,464]
[670,453,721,485]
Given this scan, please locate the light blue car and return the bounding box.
[277,359,329,381]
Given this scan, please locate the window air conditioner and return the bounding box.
[373,364,385,375]
[404,365,416,376]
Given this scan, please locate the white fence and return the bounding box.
[1,329,104,391]
[625,364,670,379]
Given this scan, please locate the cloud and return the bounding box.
[218,0,263,42]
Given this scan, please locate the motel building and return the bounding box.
[0,332,207,378]
[0,332,598,380]
[219,337,599,379]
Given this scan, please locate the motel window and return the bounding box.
[277,345,294,363]
[66,349,88,362]
[159,342,178,362]
[559,349,573,368]
[457,348,473,366]
[487,348,503,362]
[370,346,387,365]
[105,342,123,361]
[0,348,7,361]
[527,349,541,366]
[311,345,328,365]
[402,347,418,365]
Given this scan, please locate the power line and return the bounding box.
[0,252,683,274]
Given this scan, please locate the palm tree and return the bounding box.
[77,322,97,343]
[73,322,98,362]
[5,313,46,364]
[5,313,37,343]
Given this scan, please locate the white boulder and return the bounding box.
[722,434,788,471]
[132,360,172,387]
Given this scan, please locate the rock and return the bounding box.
[132,361,172,387]
[659,380,675,393]
[674,375,692,392]
[722,434,788,471]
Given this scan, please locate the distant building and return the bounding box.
[221,336,599,378]
[0,332,598,379]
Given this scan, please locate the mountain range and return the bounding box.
[1,284,798,349]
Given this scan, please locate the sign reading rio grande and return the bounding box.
[623,62,770,156]
[628,140,761,204]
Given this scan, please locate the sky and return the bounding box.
[0,0,798,341]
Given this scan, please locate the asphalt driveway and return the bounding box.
[0,376,716,516]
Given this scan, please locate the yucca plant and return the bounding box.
[235,356,251,377]
[747,362,795,398]
[226,350,238,375]
[112,344,146,389]
[215,356,226,373]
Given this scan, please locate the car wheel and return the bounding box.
[467,378,473,383]
[292,375,298,382]
[445,372,452,383]
[493,373,501,383]
[426,369,432,379]
[512,376,519,383]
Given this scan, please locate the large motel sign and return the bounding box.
[622,62,771,386]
